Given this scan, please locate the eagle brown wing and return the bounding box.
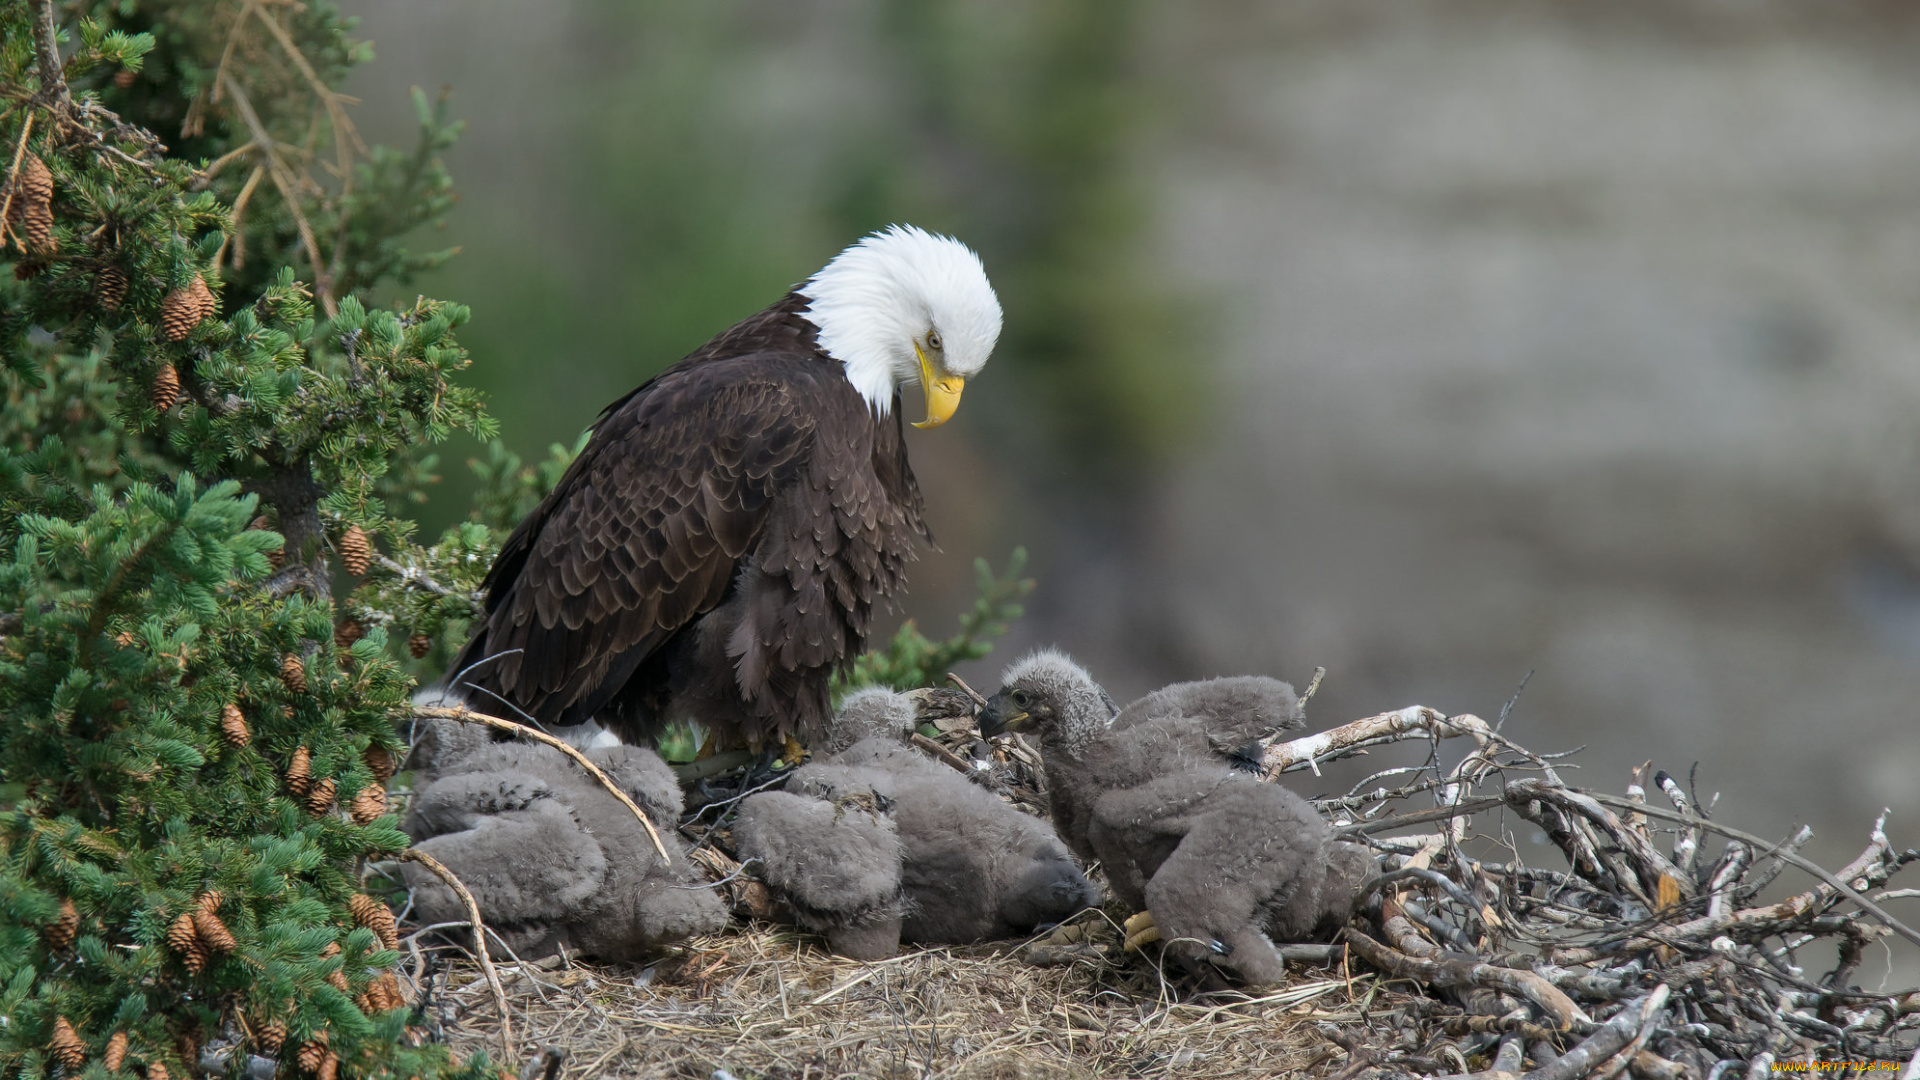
[451,301,927,746]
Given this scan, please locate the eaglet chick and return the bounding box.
[733,687,1102,959]
[401,715,726,961]
[979,651,1377,984]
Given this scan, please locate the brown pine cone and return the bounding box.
[348,894,399,951]
[267,545,285,569]
[20,199,54,254]
[196,890,222,913]
[49,1016,85,1069]
[337,525,373,577]
[189,274,216,321]
[148,1062,170,1080]
[280,653,307,694]
[164,911,199,953]
[371,971,405,1008]
[295,1032,328,1072]
[158,283,201,342]
[408,633,432,659]
[286,746,312,797]
[95,265,128,310]
[167,912,208,974]
[151,363,180,412]
[333,620,364,650]
[325,968,349,994]
[255,1019,287,1055]
[348,783,387,825]
[103,1030,128,1071]
[114,68,136,88]
[46,896,79,949]
[191,909,236,953]
[315,1052,339,1080]
[220,703,250,747]
[18,153,52,203]
[304,776,337,817]
[363,744,396,783]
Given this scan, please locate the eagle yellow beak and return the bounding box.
[912,341,966,429]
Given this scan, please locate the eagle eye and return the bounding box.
[926,329,943,352]
[1011,689,1030,707]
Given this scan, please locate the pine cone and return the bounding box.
[408,633,431,659]
[197,890,222,913]
[20,199,54,254]
[348,783,387,825]
[167,912,208,973]
[147,1062,169,1080]
[159,283,201,342]
[11,155,55,255]
[348,894,399,950]
[372,971,405,1008]
[337,525,373,577]
[280,653,307,694]
[50,1015,85,1069]
[189,274,216,321]
[220,703,250,747]
[304,776,337,817]
[151,363,180,412]
[267,544,285,570]
[114,68,136,88]
[316,1052,339,1080]
[285,746,312,797]
[18,153,52,203]
[295,1032,328,1072]
[363,744,396,783]
[103,1030,127,1071]
[333,619,364,650]
[95,265,128,311]
[256,1020,286,1055]
[192,909,236,953]
[326,968,349,994]
[46,896,79,949]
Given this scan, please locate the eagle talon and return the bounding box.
[1122,910,1161,952]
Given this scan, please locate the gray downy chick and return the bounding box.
[980,651,1376,984]
[801,734,1102,944]
[1112,675,1307,772]
[401,717,725,961]
[732,788,906,960]
[737,686,1100,957]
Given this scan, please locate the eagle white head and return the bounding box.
[799,224,1004,427]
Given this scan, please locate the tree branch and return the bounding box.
[398,847,512,1058]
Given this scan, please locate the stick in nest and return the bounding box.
[399,847,513,1058]
[413,704,669,862]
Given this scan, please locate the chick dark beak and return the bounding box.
[978,693,1027,737]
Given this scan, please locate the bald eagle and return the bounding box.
[446,226,1003,750]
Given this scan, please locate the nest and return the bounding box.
[386,700,1920,1079]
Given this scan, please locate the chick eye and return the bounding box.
[1011,689,1030,707]
[927,330,943,351]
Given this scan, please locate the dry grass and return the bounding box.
[415,913,1382,1080]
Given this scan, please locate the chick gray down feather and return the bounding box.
[733,688,1101,958]
[983,650,1377,984]
[733,789,906,960]
[400,716,726,961]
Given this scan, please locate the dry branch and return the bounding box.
[1342,927,1589,1031]
[399,847,512,1057]
[1264,706,1493,777]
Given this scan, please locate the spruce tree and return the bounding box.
[1,1,499,1074]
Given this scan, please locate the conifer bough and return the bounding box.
[1,1,498,1075]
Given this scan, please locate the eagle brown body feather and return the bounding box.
[449,293,931,748]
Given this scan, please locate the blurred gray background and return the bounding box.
[346,0,1920,973]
